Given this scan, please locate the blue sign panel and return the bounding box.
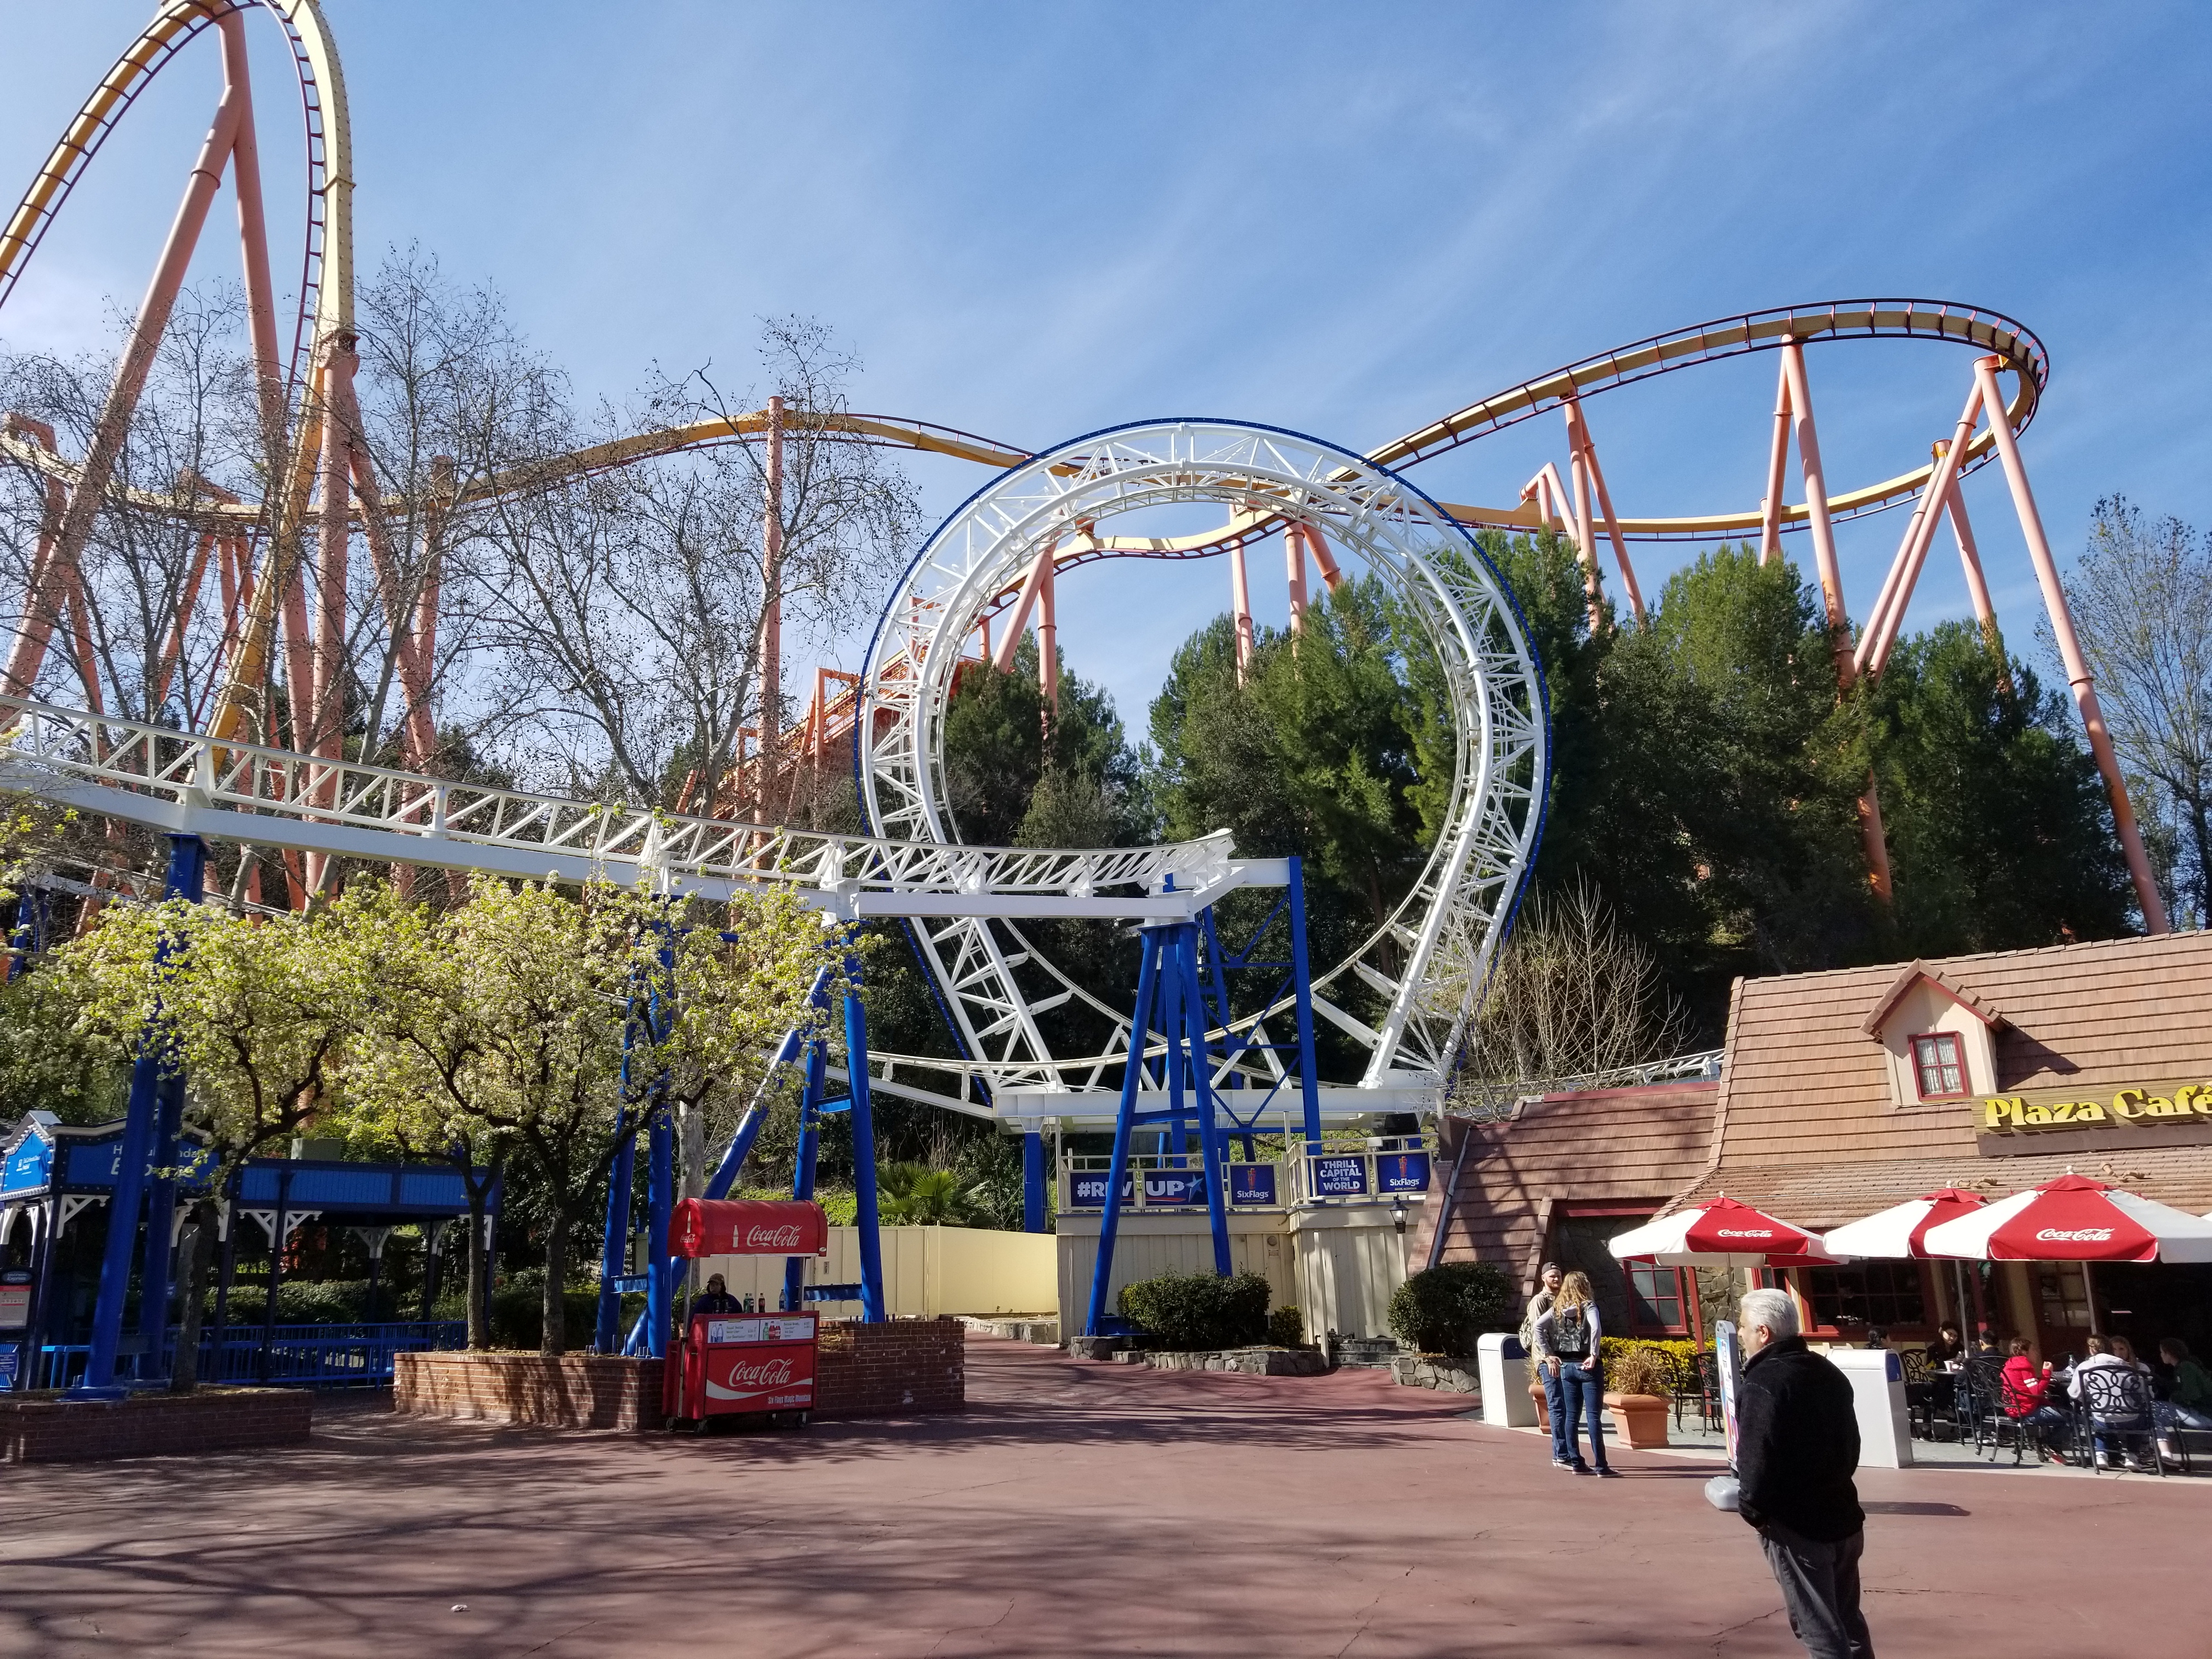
[1228,1164,1277,1206]
[1377,1153,1431,1194]
[1312,1156,1369,1197]
[2,1134,51,1195]
[63,1138,122,1188]
[0,1347,18,1391]
[1066,1169,1211,1208]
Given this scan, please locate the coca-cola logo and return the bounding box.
[1716,1228,1776,1239]
[2035,1227,2114,1243]
[724,1356,796,1389]
[741,1223,805,1250]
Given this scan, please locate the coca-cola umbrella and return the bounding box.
[1819,1188,1988,1340]
[1918,1173,2212,1263]
[1608,1196,1841,1269]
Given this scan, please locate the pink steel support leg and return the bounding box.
[991,543,1054,673]
[1038,550,1059,717]
[1858,381,1987,681]
[1780,338,1892,902]
[1228,539,1255,682]
[1568,399,1645,624]
[2,417,69,698]
[150,531,216,714]
[1759,357,1791,565]
[757,394,786,817]
[1528,463,1603,633]
[1300,523,1345,592]
[1971,355,2169,933]
[216,10,285,456]
[1285,525,1309,635]
[5,84,246,697]
[1942,461,2007,671]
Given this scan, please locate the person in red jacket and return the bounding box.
[2000,1338,2069,1460]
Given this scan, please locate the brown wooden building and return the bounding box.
[1419,932,2212,1359]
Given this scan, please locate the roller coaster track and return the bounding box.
[0,3,2171,1130]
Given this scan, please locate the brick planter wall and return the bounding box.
[815,1317,964,1418]
[1,1387,312,1465]
[392,1319,964,1431]
[393,1352,664,1431]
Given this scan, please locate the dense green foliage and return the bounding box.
[1386,1260,1519,1355]
[1118,1268,1272,1350]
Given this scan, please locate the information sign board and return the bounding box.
[1312,1156,1369,1197]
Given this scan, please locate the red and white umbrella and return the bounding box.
[1920,1173,2212,1263]
[1609,1195,1838,1268]
[1819,1188,1987,1259]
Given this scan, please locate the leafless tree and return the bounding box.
[2062,496,2212,929]
[470,315,918,810]
[1450,881,1692,1119]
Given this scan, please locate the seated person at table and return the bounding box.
[693,1274,742,1317]
[2000,1338,2070,1460]
[1923,1324,1966,1365]
[2154,1339,2212,1460]
[2071,1334,2153,1469]
[1971,1328,2004,1357]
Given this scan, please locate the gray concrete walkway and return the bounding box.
[0,1336,2200,1656]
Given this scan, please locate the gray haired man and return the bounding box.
[1734,1288,1874,1659]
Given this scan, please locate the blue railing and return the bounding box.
[31,1320,465,1391]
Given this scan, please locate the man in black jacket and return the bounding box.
[1734,1288,1874,1659]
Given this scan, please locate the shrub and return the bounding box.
[1386,1261,1517,1356]
[1605,1345,1676,1397]
[1267,1305,1306,1348]
[1118,1269,1271,1351]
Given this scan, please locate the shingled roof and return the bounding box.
[1669,930,2212,1226]
[1420,1081,1718,1294]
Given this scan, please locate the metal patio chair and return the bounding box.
[2081,1367,2163,1475]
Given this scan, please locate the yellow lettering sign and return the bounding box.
[1976,1082,2212,1134]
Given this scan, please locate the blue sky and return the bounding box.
[4,2,2209,732]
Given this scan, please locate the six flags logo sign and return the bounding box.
[738,1222,806,1251]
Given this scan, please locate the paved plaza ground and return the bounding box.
[1,1336,2200,1657]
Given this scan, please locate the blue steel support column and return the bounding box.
[841,968,887,1323]
[1285,855,1325,1156]
[593,1108,633,1353]
[1178,927,1233,1277]
[1022,1126,1046,1234]
[70,833,205,1399]
[644,1103,673,1358]
[1159,933,1186,1165]
[643,922,678,1358]
[137,837,207,1368]
[1084,930,1161,1337]
[783,1028,827,1313]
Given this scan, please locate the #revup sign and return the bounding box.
[1066,1169,1211,1208]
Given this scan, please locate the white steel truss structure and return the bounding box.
[0,694,1275,921]
[857,419,1548,1102]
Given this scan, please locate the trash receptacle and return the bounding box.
[1479,1330,1537,1428]
[1826,1346,1914,1468]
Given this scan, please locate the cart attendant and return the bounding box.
[693,1274,741,1317]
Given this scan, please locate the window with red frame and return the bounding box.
[1804,1262,1928,1333]
[1910,1032,1968,1100]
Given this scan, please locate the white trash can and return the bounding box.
[1478,1330,1537,1428]
[1825,1346,1914,1469]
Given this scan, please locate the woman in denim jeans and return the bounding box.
[1538,1271,1618,1476]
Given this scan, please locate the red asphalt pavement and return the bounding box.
[0,1335,2200,1657]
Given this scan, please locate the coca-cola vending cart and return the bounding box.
[663,1198,828,1433]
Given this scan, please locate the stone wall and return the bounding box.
[394,1352,665,1431]
[0,1387,313,1464]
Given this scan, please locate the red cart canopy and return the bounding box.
[669,1198,828,1259]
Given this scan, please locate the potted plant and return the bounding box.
[1602,1346,1674,1449]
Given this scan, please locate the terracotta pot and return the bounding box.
[1604,1391,1671,1449]
[1528,1375,1551,1429]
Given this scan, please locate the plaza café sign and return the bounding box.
[1981,1081,2212,1135]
